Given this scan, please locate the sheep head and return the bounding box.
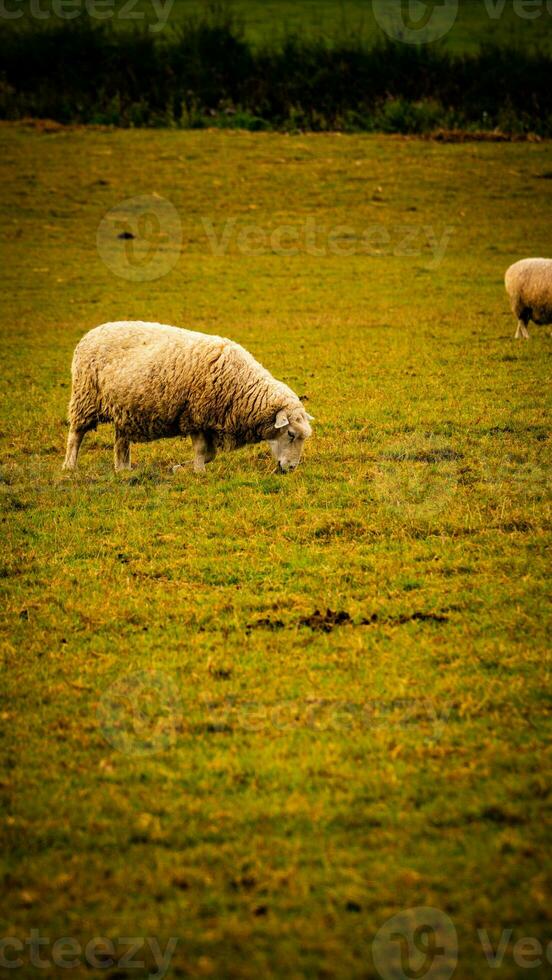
[269,407,314,473]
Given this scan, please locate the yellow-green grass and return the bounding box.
[0,122,551,978]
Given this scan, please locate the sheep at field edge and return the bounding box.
[62,321,314,474]
[505,258,552,339]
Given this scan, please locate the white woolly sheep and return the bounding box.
[505,258,552,339]
[62,321,314,474]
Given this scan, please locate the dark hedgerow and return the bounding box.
[0,13,551,134]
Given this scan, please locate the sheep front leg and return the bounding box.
[172,432,216,474]
[191,431,216,473]
[114,430,131,471]
[63,427,86,470]
[513,310,531,340]
[514,313,530,340]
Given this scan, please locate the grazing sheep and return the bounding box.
[63,321,314,474]
[505,258,552,339]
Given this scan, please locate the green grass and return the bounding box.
[196,0,552,51]
[0,122,551,978]
[5,0,552,50]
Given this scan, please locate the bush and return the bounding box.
[376,99,446,135]
[0,13,550,134]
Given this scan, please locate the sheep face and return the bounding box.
[269,408,314,473]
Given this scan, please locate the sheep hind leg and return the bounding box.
[63,427,86,470]
[114,430,132,472]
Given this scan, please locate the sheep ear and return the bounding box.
[306,413,315,421]
[274,410,289,429]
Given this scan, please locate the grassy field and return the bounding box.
[7,0,552,51]
[1,121,551,978]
